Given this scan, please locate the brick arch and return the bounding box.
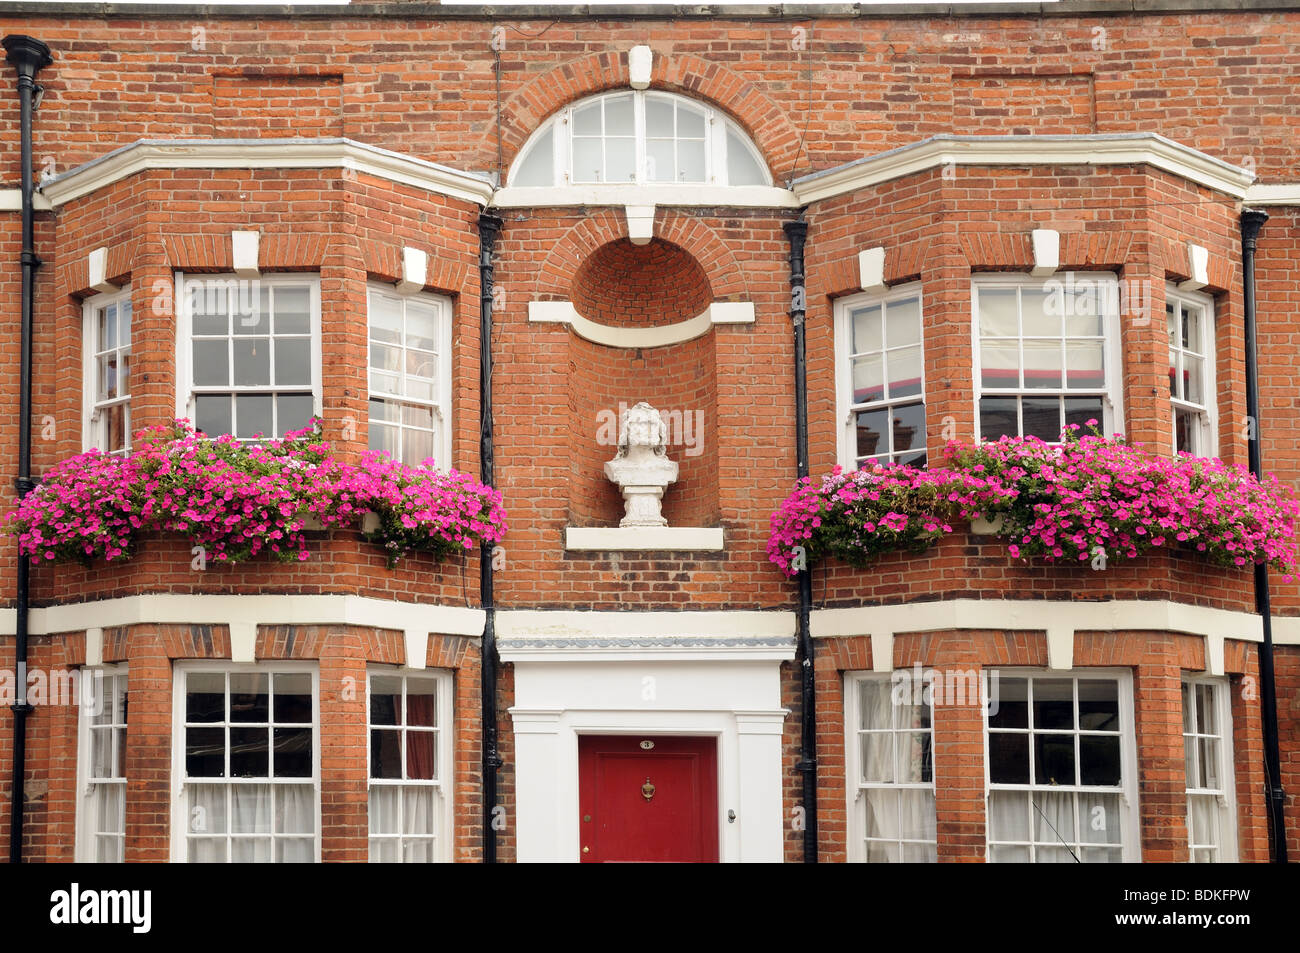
[495,50,803,183]
[533,208,750,303]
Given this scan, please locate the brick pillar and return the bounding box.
[319,644,367,862]
[1134,660,1188,861]
[124,628,172,862]
[922,198,975,449]
[932,662,987,862]
[1230,659,1269,862]
[1118,255,1170,451]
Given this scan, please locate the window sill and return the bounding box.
[564,526,724,552]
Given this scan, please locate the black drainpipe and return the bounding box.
[784,215,818,862]
[1240,208,1288,863]
[3,33,51,866]
[477,211,504,863]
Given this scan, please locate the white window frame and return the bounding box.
[366,284,454,468]
[971,273,1125,444]
[1165,285,1218,458]
[983,668,1141,862]
[169,660,322,864]
[174,272,323,440]
[75,664,128,863]
[1182,675,1237,863]
[844,671,938,863]
[82,285,134,454]
[509,89,771,188]
[366,667,455,863]
[833,283,927,470]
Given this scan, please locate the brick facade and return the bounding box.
[0,1,1295,863]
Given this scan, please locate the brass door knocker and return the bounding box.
[641,777,656,801]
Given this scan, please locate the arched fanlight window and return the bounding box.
[509,90,771,188]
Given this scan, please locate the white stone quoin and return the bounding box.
[603,401,679,527]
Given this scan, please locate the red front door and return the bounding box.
[578,735,719,863]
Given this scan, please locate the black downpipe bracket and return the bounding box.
[3,33,51,866]
[477,212,505,863]
[1240,208,1288,863]
[784,217,818,862]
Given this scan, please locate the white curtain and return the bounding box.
[1187,794,1218,861]
[369,785,440,862]
[186,783,315,862]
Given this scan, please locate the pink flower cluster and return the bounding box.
[768,426,1299,582]
[7,420,507,568]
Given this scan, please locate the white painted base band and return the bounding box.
[564,525,725,552]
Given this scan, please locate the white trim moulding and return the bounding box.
[564,526,725,551]
[528,299,754,348]
[791,134,1258,204]
[37,138,496,208]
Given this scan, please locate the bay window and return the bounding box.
[177,274,321,440]
[76,665,128,862]
[835,285,927,469]
[1182,677,1236,862]
[368,668,453,863]
[367,286,452,466]
[973,275,1121,443]
[846,672,937,862]
[83,287,133,453]
[985,671,1137,862]
[173,664,319,863]
[1166,287,1217,457]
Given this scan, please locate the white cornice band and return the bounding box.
[528,299,754,348]
[564,526,725,551]
[791,133,1258,204]
[37,138,496,208]
[19,134,1300,216]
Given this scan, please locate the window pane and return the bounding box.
[1065,341,1105,390]
[274,338,311,386]
[886,346,922,399]
[863,789,897,840]
[233,286,268,335]
[990,678,1028,728]
[370,786,401,835]
[103,404,129,454]
[232,338,270,386]
[1078,680,1119,730]
[988,790,1029,844]
[1022,339,1062,389]
[405,348,438,382]
[191,285,228,335]
[988,733,1029,784]
[1197,737,1220,789]
[677,101,706,138]
[1080,792,1121,844]
[1033,790,1076,843]
[99,304,118,351]
[186,727,226,777]
[231,784,272,834]
[891,402,925,460]
[511,127,554,186]
[854,408,887,460]
[273,727,313,778]
[1196,684,1217,736]
[230,672,269,722]
[900,789,936,843]
[1182,354,1205,405]
[1064,397,1103,435]
[189,784,227,834]
[604,94,634,136]
[406,732,436,781]
[370,676,402,725]
[406,304,440,352]
[726,129,765,185]
[195,395,232,438]
[1034,733,1076,785]
[851,355,884,405]
[645,97,673,136]
[978,288,1019,337]
[645,138,673,183]
[187,673,226,722]
[371,729,402,779]
[370,294,402,346]
[1033,678,1074,730]
[192,340,230,386]
[860,732,894,784]
[97,354,119,400]
[885,297,921,348]
[274,287,312,334]
[1183,304,1204,353]
[274,673,313,724]
[1022,397,1061,442]
[1079,735,1122,786]
[895,732,932,783]
[370,419,400,458]
[573,100,601,136]
[979,343,1018,389]
[229,726,269,777]
[677,140,706,182]
[235,394,273,439]
[1022,287,1061,337]
[859,679,892,730]
[605,137,636,183]
[403,427,435,465]
[277,395,314,436]
[979,397,1018,442]
[572,138,602,183]
[1063,288,1104,336]
[406,679,438,727]
[851,305,882,354]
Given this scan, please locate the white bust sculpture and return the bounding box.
[603,401,680,527]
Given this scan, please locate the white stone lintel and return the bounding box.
[1179,242,1210,292]
[88,247,119,294]
[398,245,428,294]
[625,204,655,245]
[857,246,886,294]
[628,45,653,89]
[1031,228,1060,277]
[231,230,260,278]
[870,631,894,673]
